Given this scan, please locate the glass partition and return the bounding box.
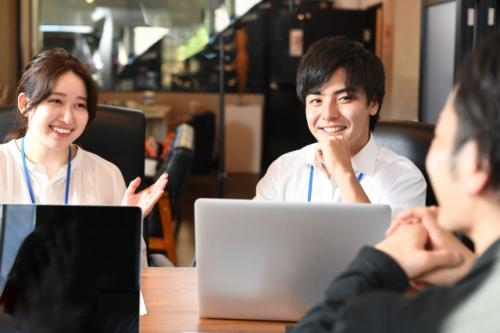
[38,0,261,91]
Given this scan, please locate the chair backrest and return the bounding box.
[188,111,215,174]
[0,105,21,142]
[172,123,195,150]
[77,105,145,186]
[0,104,145,187]
[372,120,436,206]
[156,123,195,219]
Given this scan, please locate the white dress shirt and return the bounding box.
[255,135,427,218]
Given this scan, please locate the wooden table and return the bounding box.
[140,267,292,332]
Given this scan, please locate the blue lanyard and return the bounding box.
[307,165,364,202]
[21,137,72,204]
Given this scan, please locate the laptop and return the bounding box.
[195,198,391,321]
[0,204,142,332]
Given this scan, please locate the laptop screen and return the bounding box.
[0,204,142,332]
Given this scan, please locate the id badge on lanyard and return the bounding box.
[307,165,364,202]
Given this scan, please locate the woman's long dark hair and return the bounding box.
[4,48,97,142]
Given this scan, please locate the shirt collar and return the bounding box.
[473,238,500,269]
[304,133,379,177]
[462,238,500,284]
[304,143,317,167]
[351,134,378,177]
[9,139,83,176]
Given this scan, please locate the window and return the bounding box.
[38,0,261,91]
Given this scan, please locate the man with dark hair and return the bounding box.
[292,33,500,333]
[256,36,426,218]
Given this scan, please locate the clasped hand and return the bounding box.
[376,207,475,286]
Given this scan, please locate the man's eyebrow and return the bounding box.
[332,87,356,95]
[308,89,322,96]
[308,87,357,96]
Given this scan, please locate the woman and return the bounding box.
[0,48,167,214]
[0,48,168,272]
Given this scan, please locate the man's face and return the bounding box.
[425,93,474,233]
[305,68,378,156]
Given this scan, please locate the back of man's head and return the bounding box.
[454,33,500,196]
[296,36,385,131]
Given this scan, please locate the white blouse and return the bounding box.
[0,139,126,205]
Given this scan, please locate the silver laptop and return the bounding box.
[195,198,391,321]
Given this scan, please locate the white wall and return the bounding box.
[358,0,422,121]
[389,0,421,121]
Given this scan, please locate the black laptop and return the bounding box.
[0,204,142,333]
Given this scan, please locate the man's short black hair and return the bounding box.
[454,33,500,193]
[296,36,385,131]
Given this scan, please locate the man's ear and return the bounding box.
[461,141,490,196]
[17,93,29,116]
[368,99,379,116]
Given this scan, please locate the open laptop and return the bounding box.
[195,198,391,321]
[0,204,142,332]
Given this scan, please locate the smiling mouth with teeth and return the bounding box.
[50,125,72,134]
[322,126,347,134]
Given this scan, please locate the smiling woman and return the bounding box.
[17,72,91,181]
[0,49,168,272]
[0,48,167,217]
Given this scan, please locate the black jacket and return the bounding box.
[292,239,500,333]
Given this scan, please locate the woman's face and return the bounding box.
[20,71,89,151]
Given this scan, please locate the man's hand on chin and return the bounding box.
[315,136,353,179]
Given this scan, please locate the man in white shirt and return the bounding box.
[256,36,426,218]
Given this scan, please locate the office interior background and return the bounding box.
[0,0,498,266]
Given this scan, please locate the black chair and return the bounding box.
[74,105,148,246]
[147,124,195,264]
[188,111,215,174]
[0,106,21,142]
[77,105,145,186]
[373,120,436,206]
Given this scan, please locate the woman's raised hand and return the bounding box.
[121,173,168,216]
